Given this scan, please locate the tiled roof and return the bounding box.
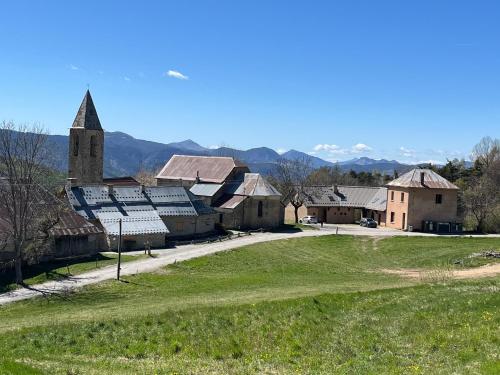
[72,90,103,130]
[49,211,103,237]
[156,155,249,184]
[386,169,459,189]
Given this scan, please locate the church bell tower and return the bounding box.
[68,90,104,184]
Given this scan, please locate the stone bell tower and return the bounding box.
[68,90,104,184]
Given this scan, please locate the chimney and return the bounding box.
[141,184,146,193]
[333,185,339,194]
[107,184,114,196]
[420,171,425,186]
[195,170,200,184]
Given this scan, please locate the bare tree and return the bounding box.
[270,157,313,223]
[135,162,158,186]
[0,121,52,284]
[463,136,500,233]
[471,136,500,171]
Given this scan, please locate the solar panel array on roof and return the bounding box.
[97,211,169,236]
[112,186,147,202]
[144,186,191,203]
[66,184,213,227]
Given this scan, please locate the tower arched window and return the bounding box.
[73,135,79,156]
[90,135,97,157]
[258,201,263,218]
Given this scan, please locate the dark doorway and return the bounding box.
[402,213,406,230]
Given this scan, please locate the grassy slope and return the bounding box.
[0,253,146,293]
[0,235,499,374]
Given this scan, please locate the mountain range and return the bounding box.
[43,131,415,177]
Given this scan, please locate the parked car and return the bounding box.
[360,218,377,228]
[299,215,318,224]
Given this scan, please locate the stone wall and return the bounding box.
[68,128,104,184]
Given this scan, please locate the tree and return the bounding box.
[270,157,313,223]
[463,137,500,233]
[135,162,158,186]
[0,121,53,284]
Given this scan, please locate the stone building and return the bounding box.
[66,91,217,249]
[68,90,104,185]
[385,168,460,232]
[285,186,387,225]
[285,168,461,232]
[157,155,285,230]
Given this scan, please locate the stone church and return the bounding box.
[66,91,218,250]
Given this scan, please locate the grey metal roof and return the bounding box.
[387,169,459,189]
[190,183,224,197]
[216,194,247,209]
[226,173,281,197]
[304,186,387,210]
[72,90,103,130]
[365,187,388,211]
[97,211,169,236]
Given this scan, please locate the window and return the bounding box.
[73,135,79,156]
[390,191,394,201]
[401,192,404,202]
[90,135,97,157]
[435,194,442,204]
[258,201,263,217]
[390,212,395,222]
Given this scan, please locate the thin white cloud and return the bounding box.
[166,70,189,80]
[124,76,131,81]
[276,148,288,155]
[208,145,219,149]
[351,143,372,153]
[313,144,342,152]
[69,64,79,71]
[399,146,415,157]
[417,159,445,165]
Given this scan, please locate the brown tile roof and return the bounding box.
[156,155,249,184]
[386,169,459,189]
[49,211,103,237]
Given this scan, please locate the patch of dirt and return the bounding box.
[371,236,384,251]
[381,263,500,280]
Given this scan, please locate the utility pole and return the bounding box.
[116,218,122,280]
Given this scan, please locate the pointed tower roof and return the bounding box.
[72,90,103,130]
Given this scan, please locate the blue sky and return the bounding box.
[0,1,499,164]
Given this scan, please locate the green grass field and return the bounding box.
[0,235,499,374]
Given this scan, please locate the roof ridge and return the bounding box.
[72,90,102,130]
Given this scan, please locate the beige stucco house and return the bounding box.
[385,168,460,232]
